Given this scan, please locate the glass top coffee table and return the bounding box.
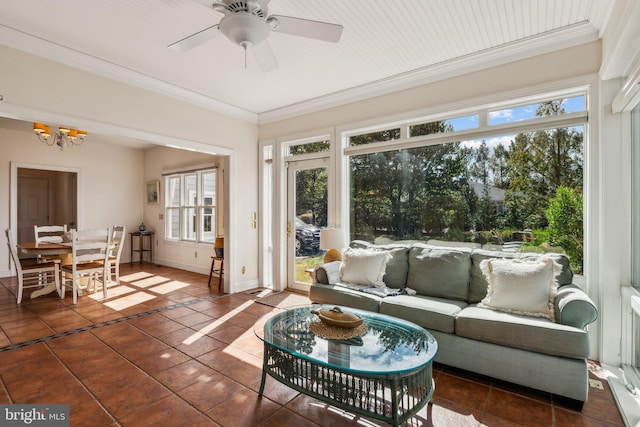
[255,305,437,426]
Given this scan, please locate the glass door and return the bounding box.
[287,158,328,291]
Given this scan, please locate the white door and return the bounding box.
[287,158,328,292]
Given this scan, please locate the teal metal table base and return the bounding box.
[258,344,435,426]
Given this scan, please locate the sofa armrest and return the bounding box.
[554,284,598,329]
[314,261,342,285]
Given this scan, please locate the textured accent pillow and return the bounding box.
[340,247,390,288]
[348,240,410,288]
[478,257,561,321]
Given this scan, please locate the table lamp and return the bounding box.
[320,228,345,263]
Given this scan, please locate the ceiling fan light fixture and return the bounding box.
[219,13,269,48]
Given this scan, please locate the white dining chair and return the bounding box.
[5,229,60,304]
[60,228,112,304]
[34,224,68,243]
[34,224,68,264]
[106,225,126,285]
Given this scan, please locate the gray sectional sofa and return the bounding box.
[309,240,598,403]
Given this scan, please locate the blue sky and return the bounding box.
[449,95,585,150]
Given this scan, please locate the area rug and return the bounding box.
[255,291,311,309]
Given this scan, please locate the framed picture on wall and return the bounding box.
[146,180,159,204]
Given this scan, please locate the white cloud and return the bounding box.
[489,109,513,119]
[461,135,515,150]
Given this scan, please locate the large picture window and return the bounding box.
[165,169,216,243]
[347,94,586,273]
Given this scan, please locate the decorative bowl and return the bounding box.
[312,307,363,329]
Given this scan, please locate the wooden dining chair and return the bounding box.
[5,229,60,304]
[60,228,111,304]
[106,225,126,285]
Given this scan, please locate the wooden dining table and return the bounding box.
[16,242,71,299]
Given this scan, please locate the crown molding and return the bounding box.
[0,24,258,124]
[0,20,599,127]
[258,22,599,124]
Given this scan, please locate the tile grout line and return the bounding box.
[0,293,225,353]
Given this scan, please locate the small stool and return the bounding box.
[208,257,223,290]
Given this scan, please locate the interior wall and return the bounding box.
[0,125,144,277]
[0,44,260,293]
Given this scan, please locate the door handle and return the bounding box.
[287,221,292,238]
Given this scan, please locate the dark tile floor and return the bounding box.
[0,263,624,426]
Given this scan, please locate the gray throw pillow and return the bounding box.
[407,244,471,301]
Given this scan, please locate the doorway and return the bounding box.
[11,163,79,244]
[287,158,328,291]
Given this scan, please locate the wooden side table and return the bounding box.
[208,256,223,290]
[130,231,154,264]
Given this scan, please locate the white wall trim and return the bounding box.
[0,24,257,124]
[612,54,640,113]
[0,101,234,157]
[9,162,83,258]
[258,22,599,124]
[0,20,600,127]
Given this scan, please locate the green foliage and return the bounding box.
[545,186,583,273]
[293,100,584,268]
[296,168,328,227]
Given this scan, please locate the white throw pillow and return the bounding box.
[340,248,390,288]
[478,257,561,321]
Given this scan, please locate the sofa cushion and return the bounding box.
[407,244,472,301]
[350,240,410,288]
[478,257,560,321]
[340,247,390,287]
[308,283,382,313]
[380,294,467,333]
[521,253,573,285]
[456,306,589,359]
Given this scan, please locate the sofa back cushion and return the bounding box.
[407,244,472,301]
[350,240,410,288]
[469,249,574,303]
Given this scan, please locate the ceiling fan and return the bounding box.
[168,0,344,72]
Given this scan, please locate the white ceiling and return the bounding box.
[0,0,614,125]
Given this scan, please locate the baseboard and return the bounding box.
[152,258,210,276]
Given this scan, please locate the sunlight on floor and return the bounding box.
[119,272,153,281]
[130,276,171,288]
[102,291,156,310]
[148,280,190,294]
[183,300,254,345]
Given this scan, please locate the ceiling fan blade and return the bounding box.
[168,24,221,52]
[251,40,278,72]
[269,15,343,43]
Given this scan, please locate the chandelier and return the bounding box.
[33,122,87,150]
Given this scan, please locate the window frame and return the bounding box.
[164,168,217,244]
[339,88,589,252]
